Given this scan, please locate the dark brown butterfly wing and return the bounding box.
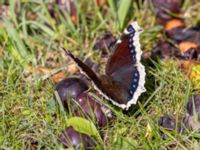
[62,22,146,110]
[106,34,132,75]
[62,48,119,103]
[62,48,101,85]
[105,22,146,109]
[62,48,129,107]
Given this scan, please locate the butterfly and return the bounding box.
[62,21,146,110]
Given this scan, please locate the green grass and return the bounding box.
[0,0,200,149]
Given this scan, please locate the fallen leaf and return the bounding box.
[27,65,69,82]
[67,63,78,74]
[165,19,185,31]
[179,47,200,61]
[152,0,183,24]
[166,24,200,44]
[50,71,67,83]
[93,32,117,55]
[151,41,180,60]
[35,66,51,74]
[179,41,198,53]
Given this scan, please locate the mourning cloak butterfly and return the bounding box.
[62,21,146,110]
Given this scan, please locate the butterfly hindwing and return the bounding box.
[105,22,146,109]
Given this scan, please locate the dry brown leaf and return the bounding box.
[165,19,185,31]
[179,41,198,53]
[35,66,52,74]
[50,71,67,83]
[71,15,77,24]
[69,0,77,24]
[67,63,78,74]
[27,65,67,80]
[181,60,199,73]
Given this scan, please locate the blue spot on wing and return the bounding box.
[127,28,140,101]
[127,25,135,33]
[128,32,136,64]
[128,69,140,100]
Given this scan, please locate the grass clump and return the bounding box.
[0,0,200,149]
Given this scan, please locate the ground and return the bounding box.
[0,0,200,149]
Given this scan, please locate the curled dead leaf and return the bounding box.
[93,32,117,55]
[152,0,183,25]
[35,66,52,74]
[151,41,180,60]
[165,19,185,31]
[50,71,67,83]
[27,66,69,83]
[179,41,198,53]
[166,24,200,44]
[179,47,200,61]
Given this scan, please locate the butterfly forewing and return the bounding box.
[106,34,134,75]
[106,22,143,104]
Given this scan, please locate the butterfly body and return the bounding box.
[63,21,146,110]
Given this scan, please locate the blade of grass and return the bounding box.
[24,21,55,37]
[108,0,117,20]
[117,0,132,30]
[4,17,30,63]
[9,0,18,25]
